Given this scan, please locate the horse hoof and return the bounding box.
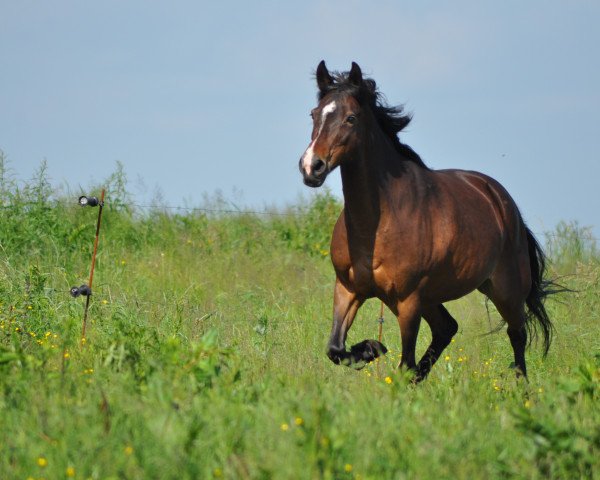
[349,339,388,363]
[327,340,388,369]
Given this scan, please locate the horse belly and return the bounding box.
[418,249,499,304]
[419,274,485,304]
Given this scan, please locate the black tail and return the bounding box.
[524,227,556,356]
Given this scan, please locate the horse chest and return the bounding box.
[331,218,416,297]
[340,256,395,296]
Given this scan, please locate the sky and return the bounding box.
[1,1,599,237]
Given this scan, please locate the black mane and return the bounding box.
[317,70,429,169]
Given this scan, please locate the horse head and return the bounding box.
[299,61,367,187]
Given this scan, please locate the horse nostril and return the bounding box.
[313,159,326,174]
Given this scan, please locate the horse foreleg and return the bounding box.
[417,305,459,380]
[326,280,363,365]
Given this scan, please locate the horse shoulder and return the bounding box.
[330,210,351,270]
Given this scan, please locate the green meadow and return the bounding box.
[1,158,599,479]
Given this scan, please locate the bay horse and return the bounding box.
[299,61,554,381]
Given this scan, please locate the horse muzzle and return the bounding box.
[299,156,329,187]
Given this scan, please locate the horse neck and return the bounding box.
[340,132,416,233]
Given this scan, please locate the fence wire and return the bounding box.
[0,199,298,217]
[0,198,598,242]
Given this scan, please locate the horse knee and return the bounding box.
[445,317,458,338]
[429,305,458,344]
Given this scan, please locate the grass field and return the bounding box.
[1,159,599,479]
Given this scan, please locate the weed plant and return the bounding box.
[0,154,598,479]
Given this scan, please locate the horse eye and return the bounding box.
[346,115,357,124]
[310,110,316,119]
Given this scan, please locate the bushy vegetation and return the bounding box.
[1,155,599,479]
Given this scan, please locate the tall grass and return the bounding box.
[0,156,598,479]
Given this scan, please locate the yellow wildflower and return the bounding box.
[384,376,393,384]
[66,466,76,477]
[280,423,289,432]
[37,456,48,467]
[124,445,133,455]
[294,417,304,426]
[344,464,353,473]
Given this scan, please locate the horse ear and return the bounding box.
[316,60,334,93]
[348,62,363,86]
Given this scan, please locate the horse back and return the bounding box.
[431,168,527,248]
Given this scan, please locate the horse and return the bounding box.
[298,60,555,381]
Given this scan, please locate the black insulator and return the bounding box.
[78,195,100,207]
[70,284,92,297]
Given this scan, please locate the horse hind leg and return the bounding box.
[416,305,459,381]
[481,275,529,379]
[493,299,528,378]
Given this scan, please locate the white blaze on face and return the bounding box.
[302,101,337,175]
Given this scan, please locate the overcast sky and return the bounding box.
[1,1,599,236]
